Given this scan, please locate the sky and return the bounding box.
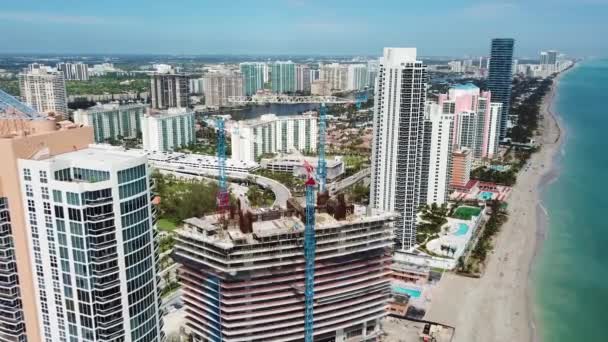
[1,0,607,57]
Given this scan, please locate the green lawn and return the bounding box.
[157,218,178,232]
[452,206,482,220]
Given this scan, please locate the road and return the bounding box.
[155,165,291,208]
[329,167,371,195]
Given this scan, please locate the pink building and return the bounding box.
[438,83,500,159]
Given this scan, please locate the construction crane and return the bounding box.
[303,174,317,342]
[0,89,42,119]
[317,103,328,193]
[216,118,230,223]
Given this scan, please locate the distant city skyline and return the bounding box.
[1,0,607,57]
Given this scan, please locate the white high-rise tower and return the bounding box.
[370,48,427,251]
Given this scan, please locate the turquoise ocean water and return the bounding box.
[535,59,608,341]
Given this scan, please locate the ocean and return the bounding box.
[535,59,608,341]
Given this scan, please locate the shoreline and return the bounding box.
[425,67,571,342]
[529,63,576,342]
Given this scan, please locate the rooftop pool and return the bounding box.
[454,223,469,236]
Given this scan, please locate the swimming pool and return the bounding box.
[454,223,469,236]
[477,191,494,201]
[392,286,422,298]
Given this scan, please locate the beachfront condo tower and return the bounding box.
[488,38,515,140]
[370,47,427,251]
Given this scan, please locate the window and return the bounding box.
[66,192,80,206]
[41,187,49,200]
[39,170,48,183]
[53,190,63,203]
[23,168,31,181]
[26,184,33,197]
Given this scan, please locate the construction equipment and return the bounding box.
[0,89,43,119]
[317,103,328,192]
[216,118,230,223]
[303,175,316,342]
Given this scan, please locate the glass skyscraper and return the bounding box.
[488,38,515,139]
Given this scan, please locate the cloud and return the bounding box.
[0,11,104,25]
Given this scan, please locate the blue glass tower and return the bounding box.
[488,38,515,139]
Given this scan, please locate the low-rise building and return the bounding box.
[260,155,345,181]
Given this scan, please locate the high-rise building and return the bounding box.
[18,145,164,342]
[347,64,368,91]
[240,62,265,96]
[140,108,195,152]
[370,47,427,251]
[450,148,472,188]
[487,103,503,159]
[367,59,380,88]
[73,103,148,143]
[0,104,94,342]
[189,78,204,94]
[295,64,311,93]
[438,84,502,159]
[150,73,189,109]
[19,68,68,116]
[320,63,348,91]
[421,103,454,205]
[57,62,89,81]
[270,61,296,94]
[174,204,395,341]
[201,73,243,107]
[231,113,318,162]
[487,38,515,139]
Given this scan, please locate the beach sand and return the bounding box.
[425,74,565,342]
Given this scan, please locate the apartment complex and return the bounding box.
[0,115,94,342]
[295,64,311,93]
[240,63,265,96]
[231,113,318,163]
[57,62,89,81]
[150,73,189,109]
[320,63,348,91]
[140,108,195,152]
[347,64,369,91]
[370,47,427,251]
[270,61,296,94]
[451,148,473,188]
[73,103,148,143]
[438,83,502,159]
[19,68,68,116]
[18,146,164,342]
[174,201,396,342]
[202,73,243,107]
[488,38,515,139]
[421,103,454,206]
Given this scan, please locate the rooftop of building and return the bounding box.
[237,113,315,126]
[39,144,145,169]
[144,107,194,118]
[125,149,259,169]
[82,102,148,113]
[453,83,479,90]
[180,207,394,250]
[261,154,343,168]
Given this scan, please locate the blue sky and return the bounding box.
[1,0,606,57]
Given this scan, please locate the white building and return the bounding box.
[370,47,427,251]
[487,102,503,158]
[73,103,148,143]
[141,108,195,152]
[17,146,163,342]
[18,68,68,116]
[57,62,89,81]
[347,64,368,91]
[320,63,348,91]
[202,73,243,107]
[231,114,318,163]
[260,155,345,181]
[421,103,454,206]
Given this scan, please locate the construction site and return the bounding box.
[173,100,401,342]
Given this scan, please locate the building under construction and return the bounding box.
[174,195,395,342]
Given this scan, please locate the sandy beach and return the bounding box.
[425,72,566,342]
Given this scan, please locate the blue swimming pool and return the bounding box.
[477,191,494,201]
[392,286,422,298]
[454,223,469,236]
